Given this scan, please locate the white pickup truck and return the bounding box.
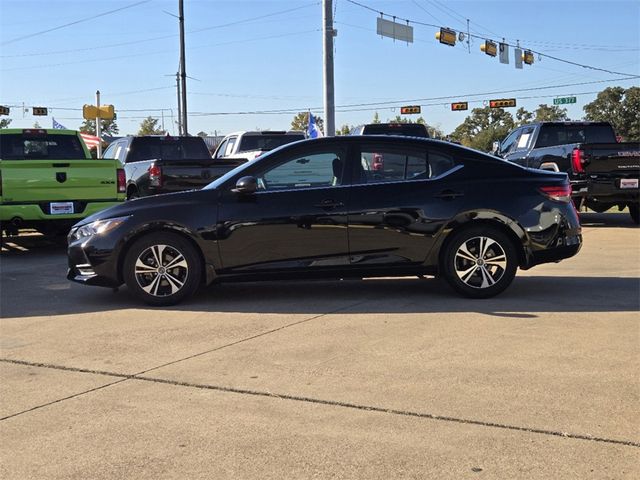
[212,130,305,161]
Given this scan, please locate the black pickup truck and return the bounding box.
[103,136,246,199]
[496,122,640,224]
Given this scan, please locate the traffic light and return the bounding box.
[480,40,497,57]
[435,28,456,47]
[489,99,516,108]
[0,106,9,116]
[400,105,421,115]
[451,102,468,111]
[32,107,48,116]
[522,50,534,65]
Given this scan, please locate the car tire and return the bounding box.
[123,232,202,306]
[629,203,639,225]
[442,225,518,298]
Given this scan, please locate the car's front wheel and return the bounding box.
[442,226,518,298]
[123,232,202,306]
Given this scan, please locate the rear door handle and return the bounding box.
[434,190,464,200]
[314,199,344,209]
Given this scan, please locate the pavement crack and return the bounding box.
[2,357,638,449]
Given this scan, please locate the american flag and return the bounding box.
[80,133,101,149]
[52,117,67,129]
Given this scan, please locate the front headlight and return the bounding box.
[71,216,129,241]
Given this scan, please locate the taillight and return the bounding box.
[116,169,126,193]
[148,163,162,187]
[372,153,384,171]
[571,148,585,173]
[539,184,572,203]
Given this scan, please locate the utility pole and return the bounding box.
[179,0,188,135]
[175,72,182,135]
[95,90,102,158]
[322,0,335,136]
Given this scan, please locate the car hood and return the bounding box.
[71,189,217,228]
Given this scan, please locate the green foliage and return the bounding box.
[0,118,11,129]
[291,112,324,133]
[33,121,41,128]
[80,118,119,136]
[534,104,568,122]
[371,112,381,124]
[449,106,515,152]
[515,107,534,126]
[336,124,352,135]
[137,116,165,136]
[196,131,208,137]
[584,86,640,141]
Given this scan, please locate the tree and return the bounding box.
[33,121,41,128]
[449,106,515,152]
[584,86,640,141]
[80,118,119,136]
[0,118,12,129]
[534,104,568,122]
[515,107,534,126]
[290,112,324,134]
[137,116,165,136]
[336,124,352,135]
[371,112,381,124]
[196,131,208,137]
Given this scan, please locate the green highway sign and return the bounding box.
[553,96,577,105]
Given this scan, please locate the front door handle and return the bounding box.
[434,190,464,200]
[314,199,344,209]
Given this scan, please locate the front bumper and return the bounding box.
[67,231,124,288]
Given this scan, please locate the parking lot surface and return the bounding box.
[1,212,639,479]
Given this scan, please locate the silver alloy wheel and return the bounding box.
[454,236,508,289]
[134,244,189,297]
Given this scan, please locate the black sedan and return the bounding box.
[68,136,582,305]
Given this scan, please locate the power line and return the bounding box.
[345,0,639,77]
[1,1,152,46]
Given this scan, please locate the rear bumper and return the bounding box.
[1,200,123,225]
[572,178,639,204]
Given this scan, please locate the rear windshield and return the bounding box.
[362,124,429,138]
[0,133,86,160]
[238,134,305,152]
[535,124,616,148]
[127,136,210,162]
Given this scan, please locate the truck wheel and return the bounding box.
[629,203,639,225]
[123,232,202,306]
[127,189,139,201]
[442,225,518,299]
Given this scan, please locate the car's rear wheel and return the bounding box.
[123,232,201,306]
[442,226,518,298]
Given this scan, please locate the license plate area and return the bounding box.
[50,202,75,215]
[620,179,639,189]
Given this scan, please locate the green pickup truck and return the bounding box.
[0,128,125,236]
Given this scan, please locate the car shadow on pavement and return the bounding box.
[579,212,638,228]
[2,275,638,319]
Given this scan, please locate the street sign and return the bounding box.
[400,105,421,115]
[0,106,9,116]
[377,17,413,43]
[451,102,468,111]
[32,107,48,116]
[553,96,577,105]
[514,48,523,69]
[83,104,115,120]
[489,98,516,108]
[499,43,509,64]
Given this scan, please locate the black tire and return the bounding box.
[127,189,139,201]
[123,231,202,306]
[441,225,518,299]
[629,203,639,225]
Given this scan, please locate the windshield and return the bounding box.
[127,137,210,162]
[0,133,86,160]
[238,134,305,152]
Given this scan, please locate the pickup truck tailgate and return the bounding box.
[582,143,640,175]
[1,159,118,202]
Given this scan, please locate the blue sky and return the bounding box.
[1,0,638,136]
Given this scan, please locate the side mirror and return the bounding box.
[232,176,258,194]
[491,141,501,156]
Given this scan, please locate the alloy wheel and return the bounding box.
[453,236,508,289]
[134,244,189,297]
